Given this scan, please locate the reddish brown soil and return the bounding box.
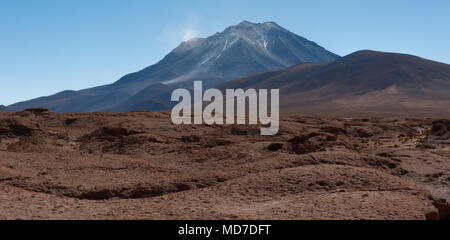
[1,109,449,219]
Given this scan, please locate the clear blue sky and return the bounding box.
[1,0,449,105]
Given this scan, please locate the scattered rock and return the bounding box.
[267,143,283,151]
[431,119,450,137]
[229,126,259,136]
[320,126,347,135]
[354,127,374,138]
[65,118,77,125]
[0,117,38,137]
[181,135,200,143]
[23,108,51,115]
[201,138,233,148]
[94,127,142,138]
[433,201,450,220]
[416,143,437,149]
[291,141,322,154]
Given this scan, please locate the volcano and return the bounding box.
[8,21,338,112]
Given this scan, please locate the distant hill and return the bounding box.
[105,83,173,112]
[221,50,450,116]
[8,21,338,112]
[0,105,8,111]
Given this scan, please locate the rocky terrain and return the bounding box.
[0,109,450,219]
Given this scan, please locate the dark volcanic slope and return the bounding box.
[105,83,173,112]
[222,50,450,115]
[8,21,338,113]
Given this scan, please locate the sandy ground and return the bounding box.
[0,109,449,219]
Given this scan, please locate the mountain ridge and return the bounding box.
[221,50,450,115]
[8,20,338,112]
[114,20,339,88]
